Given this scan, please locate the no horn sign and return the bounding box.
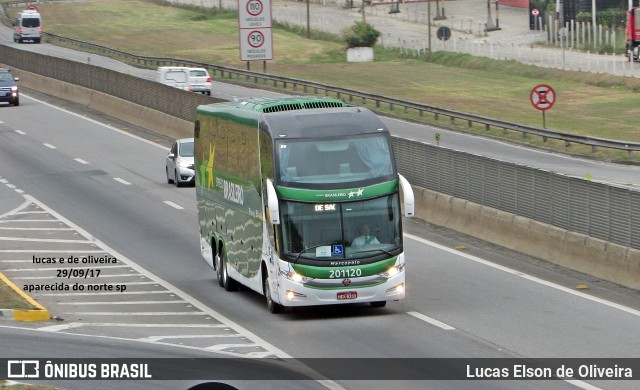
[530,84,556,111]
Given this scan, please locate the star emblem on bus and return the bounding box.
[348,188,364,198]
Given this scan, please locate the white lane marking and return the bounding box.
[64,312,207,316]
[74,158,89,164]
[0,219,61,223]
[140,335,241,342]
[15,130,26,135]
[40,323,228,328]
[0,227,74,230]
[40,291,173,296]
[163,200,184,210]
[113,177,131,185]
[0,237,93,243]
[43,143,56,149]
[405,233,640,319]
[0,179,8,184]
[564,380,604,390]
[57,301,187,305]
[3,265,127,272]
[205,343,258,351]
[1,323,267,358]
[6,184,15,189]
[23,93,169,151]
[407,311,455,330]
[14,189,24,194]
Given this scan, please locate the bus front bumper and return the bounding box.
[275,272,405,307]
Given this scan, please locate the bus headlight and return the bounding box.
[279,269,312,283]
[378,263,405,278]
[286,290,306,300]
[386,283,404,293]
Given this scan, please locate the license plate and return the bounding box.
[0,92,5,96]
[337,291,357,300]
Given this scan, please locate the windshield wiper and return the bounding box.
[352,247,394,257]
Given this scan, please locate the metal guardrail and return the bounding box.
[42,32,640,156]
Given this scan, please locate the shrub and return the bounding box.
[343,21,381,48]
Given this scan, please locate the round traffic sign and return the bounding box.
[247,30,265,48]
[246,0,263,16]
[531,8,540,16]
[530,84,556,111]
[437,26,451,41]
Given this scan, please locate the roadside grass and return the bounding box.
[0,276,38,311]
[6,0,640,161]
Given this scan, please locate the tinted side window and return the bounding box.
[22,18,40,28]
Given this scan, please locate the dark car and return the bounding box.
[0,68,19,106]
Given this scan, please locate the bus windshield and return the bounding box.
[277,134,394,185]
[279,194,402,262]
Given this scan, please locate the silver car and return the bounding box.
[166,138,195,186]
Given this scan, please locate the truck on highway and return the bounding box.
[626,7,640,61]
[194,96,414,313]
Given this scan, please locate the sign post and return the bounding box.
[530,84,556,128]
[238,0,273,69]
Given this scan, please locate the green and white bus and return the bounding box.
[194,96,414,313]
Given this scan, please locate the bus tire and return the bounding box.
[263,274,283,314]
[215,254,223,287]
[370,301,387,308]
[221,253,237,291]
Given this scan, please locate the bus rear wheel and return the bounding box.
[215,254,223,287]
[263,275,283,314]
[220,253,237,292]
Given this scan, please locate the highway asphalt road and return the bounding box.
[1,90,639,390]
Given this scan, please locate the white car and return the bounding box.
[166,138,195,186]
[157,67,212,95]
[187,68,212,96]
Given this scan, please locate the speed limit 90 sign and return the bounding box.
[247,30,264,48]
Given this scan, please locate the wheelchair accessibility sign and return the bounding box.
[332,244,344,256]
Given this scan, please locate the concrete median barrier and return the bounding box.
[412,186,640,291]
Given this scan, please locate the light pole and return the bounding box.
[427,0,432,56]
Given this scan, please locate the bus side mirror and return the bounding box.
[399,174,414,217]
[266,179,280,225]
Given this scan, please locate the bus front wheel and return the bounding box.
[263,275,283,314]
